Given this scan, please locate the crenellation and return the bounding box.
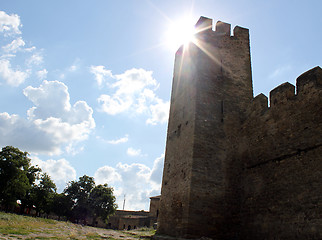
[250,93,268,115]
[269,82,295,107]
[296,66,322,95]
[247,68,322,119]
[233,25,249,39]
[215,21,231,36]
[195,16,213,32]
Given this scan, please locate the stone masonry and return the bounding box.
[155,17,322,239]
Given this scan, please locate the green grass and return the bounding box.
[0,212,57,236]
[0,211,155,239]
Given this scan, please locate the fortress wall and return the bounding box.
[157,44,198,237]
[157,16,321,239]
[239,67,322,239]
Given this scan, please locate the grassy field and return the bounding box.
[0,211,155,240]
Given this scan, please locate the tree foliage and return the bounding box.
[89,184,117,224]
[31,173,57,216]
[51,193,73,220]
[64,175,95,222]
[64,175,117,223]
[0,146,117,225]
[0,146,40,209]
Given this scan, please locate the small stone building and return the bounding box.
[106,210,150,230]
[149,195,161,227]
[105,195,161,230]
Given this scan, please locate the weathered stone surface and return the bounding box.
[156,16,322,240]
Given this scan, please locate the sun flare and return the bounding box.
[165,17,196,50]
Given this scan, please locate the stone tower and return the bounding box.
[156,17,253,239]
[156,15,322,239]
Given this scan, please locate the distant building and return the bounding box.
[104,195,161,230]
[106,210,150,230]
[149,195,161,227]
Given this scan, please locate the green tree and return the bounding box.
[52,192,73,220]
[89,184,117,225]
[20,166,42,214]
[31,173,57,216]
[64,175,95,223]
[0,146,40,211]
[64,175,117,225]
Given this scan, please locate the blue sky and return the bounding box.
[0,0,321,210]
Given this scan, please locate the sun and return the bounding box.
[164,17,196,51]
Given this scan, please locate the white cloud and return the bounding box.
[31,156,76,192]
[98,94,132,115]
[94,166,122,184]
[127,147,141,156]
[90,65,113,87]
[93,154,164,210]
[2,37,25,53]
[93,66,169,125]
[0,11,21,35]
[96,67,157,115]
[36,69,48,80]
[0,112,60,154]
[24,46,36,52]
[106,135,129,144]
[0,59,30,86]
[0,80,95,155]
[65,142,84,156]
[69,65,77,72]
[269,65,292,79]
[24,80,72,118]
[112,68,157,95]
[146,99,170,125]
[26,52,43,66]
[0,11,42,87]
[150,154,165,186]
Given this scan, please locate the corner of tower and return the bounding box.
[195,16,213,33]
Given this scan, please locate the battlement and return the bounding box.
[242,66,322,169]
[270,82,295,106]
[297,66,322,95]
[248,66,322,116]
[194,16,249,39]
[215,21,231,36]
[195,16,213,32]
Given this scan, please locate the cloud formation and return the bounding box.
[0,10,44,87]
[91,66,169,125]
[94,154,164,210]
[26,52,43,66]
[0,11,21,35]
[90,65,113,87]
[94,166,122,184]
[31,156,77,192]
[127,147,142,157]
[107,135,129,144]
[36,69,48,80]
[2,37,25,52]
[0,59,30,86]
[146,99,169,125]
[0,80,95,155]
[0,12,94,154]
